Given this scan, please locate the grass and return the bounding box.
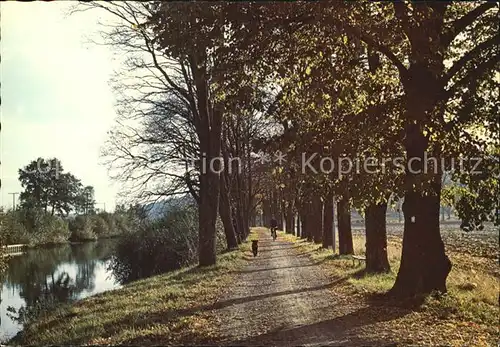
[12,227,498,346]
[278,230,499,345]
[11,230,256,345]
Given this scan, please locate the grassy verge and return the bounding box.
[11,232,254,345]
[279,230,499,345]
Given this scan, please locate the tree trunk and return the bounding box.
[233,172,247,241]
[300,206,309,240]
[194,57,222,267]
[303,202,313,242]
[296,213,301,237]
[390,127,451,296]
[365,202,390,273]
[285,200,294,234]
[198,171,219,266]
[302,215,309,240]
[337,197,353,255]
[323,191,333,248]
[219,174,238,250]
[312,195,323,243]
[263,198,271,228]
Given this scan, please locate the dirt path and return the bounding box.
[205,228,398,346]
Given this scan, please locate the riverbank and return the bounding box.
[9,227,497,346]
[2,236,122,257]
[9,234,252,345]
[1,238,121,342]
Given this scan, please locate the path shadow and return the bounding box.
[225,304,408,346]
[232,258,328,274]
[257,244,297,252]
[97,278,349,342]
[263,249,316,260]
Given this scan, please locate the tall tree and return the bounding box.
[339,2,499,296]
[19,158,83,216]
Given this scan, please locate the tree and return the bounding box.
[18,158,83,216]
[75,186,96,215]
[83,2,267,264]
[336,2,499,296]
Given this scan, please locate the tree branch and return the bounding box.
[444,54,500,100]
[345,24,409,79]
[442,2,497,47]
[443,33,500,84]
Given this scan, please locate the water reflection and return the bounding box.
[0,240,120,341]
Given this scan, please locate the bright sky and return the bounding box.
[1,2,121,211]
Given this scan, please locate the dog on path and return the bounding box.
[251,240,259,257]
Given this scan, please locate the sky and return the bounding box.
[1,2,121,211]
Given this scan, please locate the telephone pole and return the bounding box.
[9,192,19,210]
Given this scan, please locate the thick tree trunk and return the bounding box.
[365,202,390,273]
[198,171,219,266]
[219,174,238,250]
[194,60,222,267]
[391,126,451,296]
[388,9,453,294]
[323,191,334,248]
[337,197,353,255]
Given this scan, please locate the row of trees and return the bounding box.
[86,2,498,298]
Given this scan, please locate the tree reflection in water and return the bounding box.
[2,240,117,329]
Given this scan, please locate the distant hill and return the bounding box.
[143,195,196,220]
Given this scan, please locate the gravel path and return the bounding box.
[206,228,397,346]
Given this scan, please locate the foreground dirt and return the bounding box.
[202,228,398,346]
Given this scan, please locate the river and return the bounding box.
[0,239,121,342]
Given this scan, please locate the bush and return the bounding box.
[98,212,118,236]
[114,213,131,234]
[2,209,71,246]
[109,205,198,284]
[37,213,70,245]
[68,215,96,241]
[0,210,30,245]
[92,215,110,237]
[0,210,8,276]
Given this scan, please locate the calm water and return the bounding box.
[0,240,121,341]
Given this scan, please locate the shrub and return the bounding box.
[98,212,118,236]
[0,210,8,276]
[68,215,96,241]
[113,213,131,234]
[92,215,110,237]
[7,208,71,245]
[109,205,198,284]
[0,210,30,245]
[38,213,70,244]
